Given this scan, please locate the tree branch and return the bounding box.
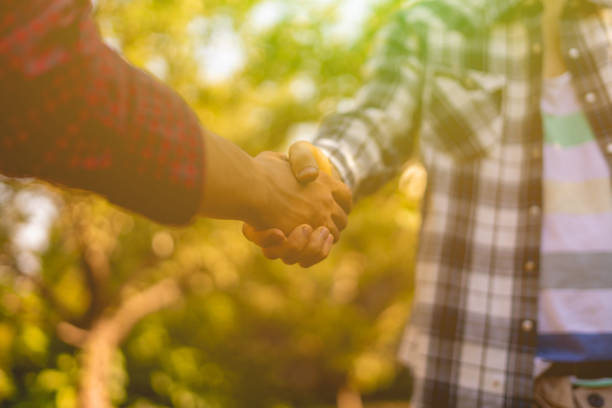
[78,278,184,408]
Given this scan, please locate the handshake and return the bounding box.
[241,141,352,267]
[199,132,351,268]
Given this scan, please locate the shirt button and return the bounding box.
[585,92,597,104]
[524,260,536,272]
[587,393,605,408]
[568,47,580,59]
[521,319,534,332]
[529,205,541,217]
[532,42,542,55]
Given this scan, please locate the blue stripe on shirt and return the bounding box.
[537,334,612,362]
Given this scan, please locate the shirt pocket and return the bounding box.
[421,67,506,161]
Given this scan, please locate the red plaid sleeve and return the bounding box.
[0,0,205,225]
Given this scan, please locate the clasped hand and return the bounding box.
[244,142,351,267]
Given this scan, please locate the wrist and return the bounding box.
[242,157,271,227]
[198,130,269,224]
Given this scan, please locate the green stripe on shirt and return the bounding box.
[543,113,596,147]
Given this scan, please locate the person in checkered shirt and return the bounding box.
[247,0,612,406]
[0,0,353,268]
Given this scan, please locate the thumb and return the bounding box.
[242,224,286,248]
[289,141,321,183]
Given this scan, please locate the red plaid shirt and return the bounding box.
[0,0,204,224]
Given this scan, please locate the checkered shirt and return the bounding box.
[0,0,204,224]
[313,0,612,406]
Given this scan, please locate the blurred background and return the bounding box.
[0,0,427,406]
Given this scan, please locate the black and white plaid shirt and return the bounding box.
[313,0,612,406]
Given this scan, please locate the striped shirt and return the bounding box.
[537,72,612,368]
[312,0,612,406]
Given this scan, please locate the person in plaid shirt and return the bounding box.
[246,0,612,406]
[0,0,353,268]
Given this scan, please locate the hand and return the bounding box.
[242,224,335,267]
[195,131,349,263]
[249,150,351,239]
[286,140,337,183]
[244,142,351,267]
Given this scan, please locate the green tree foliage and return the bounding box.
[0,0,424,406]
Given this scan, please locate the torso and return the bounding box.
[398,3,612,404]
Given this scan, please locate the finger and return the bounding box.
[332,182,353,214]
[262,224,311,262]
[243,224,286,247]
[326,221,341,243]
[324,233,334,254]
[331,206,348,231]
[262,246,283,260]
[242,224,286,248]
[280,224,313,265]
[318,171,352,214]
[301,234,335,268]
[310,145,334,176]
[242,223,259,242]
[297,226,330,267]
[289,141,319,183]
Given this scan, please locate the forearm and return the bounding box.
[198,131,266,225]
[313,12,424,199]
